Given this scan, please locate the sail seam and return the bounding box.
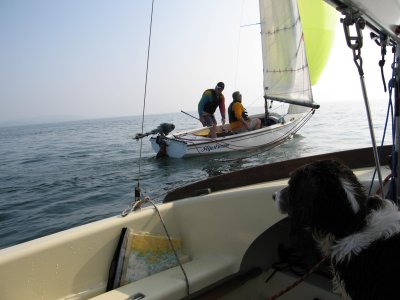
[267,88,312,95]
[266,64,309,73]
[264,16,300,36]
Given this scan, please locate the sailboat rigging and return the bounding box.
[135,0,336,158]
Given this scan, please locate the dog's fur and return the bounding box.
[273,159,400,300]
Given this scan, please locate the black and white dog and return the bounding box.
[273,159,400,300]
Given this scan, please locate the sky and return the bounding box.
[0,0,394,125]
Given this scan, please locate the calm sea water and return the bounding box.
[0,100,392,249]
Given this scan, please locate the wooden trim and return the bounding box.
[164,145,392,202]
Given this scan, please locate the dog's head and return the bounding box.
[273,159,370,239]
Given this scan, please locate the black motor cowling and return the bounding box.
[135,123,175,140]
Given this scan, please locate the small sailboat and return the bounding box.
[0,0,399,299]
[144,0,333,158]
[147,108,313,158]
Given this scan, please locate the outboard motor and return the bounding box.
[135,123,175,140]
[157,123,175,136]
[134,123,175,158]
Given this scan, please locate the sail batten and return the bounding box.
[259,0,314,108]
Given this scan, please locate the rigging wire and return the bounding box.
[234,0,246,89]
[234,1,265,110]
[122,0,156,214]
[341,12,384,197]
[137,0,156,191]
[124,3,191,294]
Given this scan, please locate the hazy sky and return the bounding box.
[0,0,394,124]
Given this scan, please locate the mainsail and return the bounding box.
[259,0,334,109]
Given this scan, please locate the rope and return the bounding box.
[121,196,190,297]
[368,45,397,198]
[122,4,191,292]
[267,256,327,300]
[144,197,190,296]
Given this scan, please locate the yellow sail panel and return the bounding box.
[298,0,338,85]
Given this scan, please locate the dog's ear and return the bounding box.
[286,166,320,235]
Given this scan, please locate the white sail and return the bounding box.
[259,0,318,109]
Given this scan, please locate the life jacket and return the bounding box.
[203,89,221,114]
[228,101,248,123]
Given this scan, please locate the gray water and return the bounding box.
[0,100,392,249]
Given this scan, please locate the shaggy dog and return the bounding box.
[273,159,400,300]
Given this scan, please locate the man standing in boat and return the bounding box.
[198,82,226,138]
[228,91,261,133]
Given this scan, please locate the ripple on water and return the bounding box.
[0,102,391,249]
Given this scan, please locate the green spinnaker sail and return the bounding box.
[298,0,338,85]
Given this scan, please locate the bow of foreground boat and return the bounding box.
[0,160,389,300]
[0,178,281,299]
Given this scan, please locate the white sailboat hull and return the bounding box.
[150,111,313,158]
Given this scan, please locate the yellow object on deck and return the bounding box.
[193,128,210,137]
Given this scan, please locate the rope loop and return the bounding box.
[371,32,389,92]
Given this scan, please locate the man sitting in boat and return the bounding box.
[228,91,261,133]
[198,82,226,138]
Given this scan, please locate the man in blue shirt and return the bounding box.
[198,82,226,138]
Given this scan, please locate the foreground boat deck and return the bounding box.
[0,147,391,300]
[90,266,341,300]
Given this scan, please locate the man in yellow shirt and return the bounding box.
[228,91,261,133]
